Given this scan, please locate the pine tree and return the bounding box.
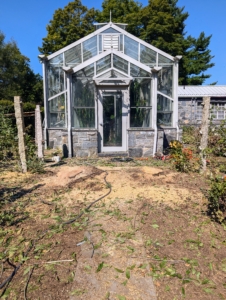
[39,0,214,85]
[38,0,98,55]
[96,0,143,36]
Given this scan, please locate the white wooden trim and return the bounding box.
[71,50,112,73]
[67,73,72,157]
[47,23,110,60]
[48,90,67,101]
[110,24,174,61]
[45,22,174,63]
[42,61,48,149]
[98,87,128,152]
[112,49,152,74]
[173,60,179,129]
[157,91,174,102]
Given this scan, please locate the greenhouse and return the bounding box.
[39,22,181,157]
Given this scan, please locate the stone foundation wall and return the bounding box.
[48,129,68,149]
[47,129,98,157]
[128,129,166,157]
[72,130,98,157]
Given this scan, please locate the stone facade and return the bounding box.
[48,128,179,158]
[178,98,201,125]
[127,129,177,157]
[72,130,98,157]
[47,129,98,157]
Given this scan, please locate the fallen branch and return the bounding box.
[24,266,34,300]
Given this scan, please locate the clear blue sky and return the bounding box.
[0,0,225,85]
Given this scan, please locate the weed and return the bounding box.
[207,177,226,223]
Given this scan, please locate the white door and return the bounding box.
[98,88,128,152]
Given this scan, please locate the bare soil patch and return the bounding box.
[0,158,226,299]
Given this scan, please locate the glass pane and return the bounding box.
[83,36,97,62]
[158,53,173,65]
[103,94,122,146]
[157,94,172,126]
[97,69,127,78]
[157,112,172,127]
[130,63,151,77]
[47,54,64,98]
[113,54,128,74]
[96,55,111,75]
[130,108,151,127]
[72,77,94,107]
[65,44,81,67]
[74,108,95,128]
[101,28,120,34]
[48,94,66,128]
[120,35,123,51]
[75,64,94,78]
[140,44,156,65]
[124,36,138,60]
[130,79,151,107]
[99,35,102,52]
[157,66,173,98]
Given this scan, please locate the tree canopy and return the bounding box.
[38,0,97,54]
[0,32,43,103]
[39,0,214,85]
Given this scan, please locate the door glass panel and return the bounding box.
[103,94,122,147]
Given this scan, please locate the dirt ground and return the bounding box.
[0,158,226,299]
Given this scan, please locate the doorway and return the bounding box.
[98,88,128,152]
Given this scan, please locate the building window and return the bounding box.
[72,65,95,128]
[130,79,152,127]
[210,103,226,120]
[197,102,226,120]
[157,94,173,127]
[48,93,66,128]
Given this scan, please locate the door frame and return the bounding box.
[97,87,129,153]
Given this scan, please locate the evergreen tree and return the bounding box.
[0,32,43,102]
[39,0,214,85]
[96,0,143,36]
[38,0,98,54]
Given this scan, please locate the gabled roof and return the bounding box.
[178,86,226,97]
[46,22,175,64]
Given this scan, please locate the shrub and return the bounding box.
[169,140,200,173]
[0,107,18,160]
[207,177,226,223]
[182,125,200,146]
[208,120,226,157]
[0,100,14,113]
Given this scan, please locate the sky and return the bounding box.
[0,0,225,85]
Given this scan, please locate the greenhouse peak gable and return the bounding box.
[39,22,181,158]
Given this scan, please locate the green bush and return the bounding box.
[208,120,226,157]
[0,107,18,160]
[0,100,14,113]
[207,177,226,223]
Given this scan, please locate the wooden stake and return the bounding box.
[200,96,210,173]
[14,96,27,173]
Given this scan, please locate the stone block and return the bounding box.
[128,133,136,147]
[82,141,97,149]
[143,148,153,157]
[128,148,143,157]
[136,134,147,139]
[76,150,89,157]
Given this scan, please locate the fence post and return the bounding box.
[35,105,43,159]
[14,96,27,173]
[200,96,210,173]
